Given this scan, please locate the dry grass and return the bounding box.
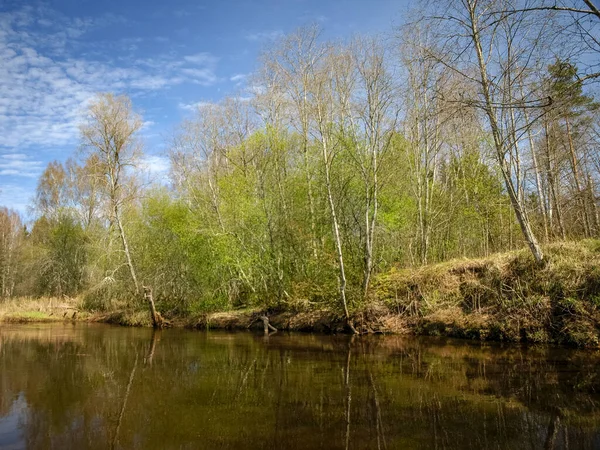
[0,297,84,323]
[373,240,600,347]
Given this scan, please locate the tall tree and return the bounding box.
[34,161,68,221]
[350,37,397,295]
[546,59,599,236]
[0,208,22,298]
[80,93,143,294]
[261,25,325,260]
[421,0,553,264]
[309,44,357,329]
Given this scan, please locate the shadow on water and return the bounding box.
[0,323,599,449]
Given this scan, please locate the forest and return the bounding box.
[1,0,600,340]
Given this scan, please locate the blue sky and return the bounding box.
[0,0,408,216]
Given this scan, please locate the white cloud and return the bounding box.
[0,6,221,152]
[184,52,218,66]
[178,101,212,112]
[0,5,223,212]
[139,154,171,185]
[142,120,155,130]
[230,73,247,82]
[244,30,284,42]
[181,68,219,86]
[141,155,170,175]
[0,153,44,178]
[2,153,28,160]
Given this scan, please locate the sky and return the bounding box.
[0,0,408,217]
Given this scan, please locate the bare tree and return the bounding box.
[261,25,326,259]
[80,93,143,293]
[349,36,397,294]
[420,0,552,263]
[66,155,104,231]
[308,44,357,330]
[399,24,447,265]
[34,161,68,221]
[0,208,22,298]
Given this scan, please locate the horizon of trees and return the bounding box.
[1,0,599,317]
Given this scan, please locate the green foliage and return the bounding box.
[3,34,599,333]
[31,214,88,297]
[547,59,599,118]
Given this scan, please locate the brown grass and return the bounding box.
[0,297,85,323]
[373,240,600,347]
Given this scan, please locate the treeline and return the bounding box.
[1,1,599,319]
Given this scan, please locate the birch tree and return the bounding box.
[302,44,354,328]
[0,208,22,297]
[421,0,553,264]
[80,93,142,293]
[349,37,397,294]
[262,25,325,259]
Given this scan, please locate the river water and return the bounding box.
[0,323,599,449]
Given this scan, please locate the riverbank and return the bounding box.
[0,297,85,323]
[2,240,600,347]
[374,240,600,347]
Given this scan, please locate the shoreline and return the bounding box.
[3,304,598,349]
[2,240,600,348]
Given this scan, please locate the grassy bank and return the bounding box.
[3,240,600,347]
[374,240,600,347]
[0,297,85,323]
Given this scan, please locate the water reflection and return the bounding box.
[0,324,599,449]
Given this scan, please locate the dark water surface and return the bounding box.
[0,324,599,449]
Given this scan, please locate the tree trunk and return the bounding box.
[521,83,549,242]
[259,315,277,334]
[468,1,544,264]
[114,203,139,294]
[565,116,591,237]
[587,172,599,234]
[143,286,164,329]
[321,134,357,333]
[543,120,566,239]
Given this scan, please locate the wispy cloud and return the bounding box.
[0,153,44,178]
[141,155,170,175]
[0,183,34,216]
[177,101,213,112]
[140,154,171,185]
[230,73,247,83]
[244,30,284,42]
[0,6,221,151]
[0,4,223,214]
[184,52,218,65]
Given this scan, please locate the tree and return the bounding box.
[545,59,599,236]
[34,161,68,221]
[398,23,447,265]
[309,44,357,329]
[420,0,553,264]
[80,93,142,294]
[32,214,88,297]
[0,208,22,297]
[493,0,600,82]
[350,37,398,295]
[260,25,325,260]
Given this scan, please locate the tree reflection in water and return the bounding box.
[0,323,599,449]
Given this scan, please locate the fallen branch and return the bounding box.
[247,314,278,334]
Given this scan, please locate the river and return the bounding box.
[0,323,599,449]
